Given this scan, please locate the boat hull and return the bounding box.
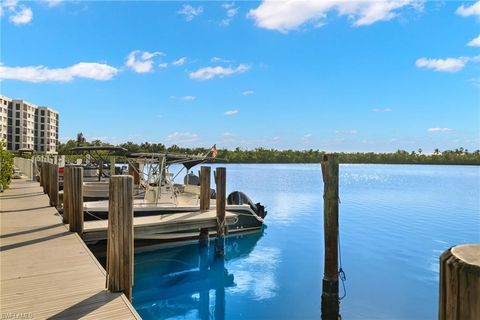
[82,202,264,244]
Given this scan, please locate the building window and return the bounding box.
[41,118,44,123]
[41,124,44,130]
[7,143,12,150]
[41,110,45,116]
[16,112,20,117]
[16,104,20,110]
[15,120,20,126]
[15,144,19,150]
[15,128,20,134]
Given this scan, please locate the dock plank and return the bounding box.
[0,179,141,319]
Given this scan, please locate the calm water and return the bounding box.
[132,164,480,320]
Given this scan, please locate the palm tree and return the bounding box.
[76,132,86,147]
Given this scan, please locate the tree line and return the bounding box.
[56,132,480,165]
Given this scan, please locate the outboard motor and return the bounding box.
[210,189,216,199]
[184,172,200,185]
[227,191,267,219]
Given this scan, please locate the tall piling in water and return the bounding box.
[321,154,340,320]
[214,167,226,257]
[199,166,211,247]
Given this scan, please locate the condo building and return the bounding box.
[0,95,59,154]
[35,107,59,153]
[0,96,11,143]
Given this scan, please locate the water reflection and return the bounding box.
[133,230,265,320]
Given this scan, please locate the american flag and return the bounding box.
[210,144,218,158]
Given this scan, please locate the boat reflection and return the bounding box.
[133,229,265,320]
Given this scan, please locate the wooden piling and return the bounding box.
[63,166,71,224]
[32,158,37,182]
[321,154,340,320]
[106,175,134,301]
[128,162,140,185]
[39,161,44,187]
[110,156,116,176]
[68,166,84,237]
[214,167,226,257]
[42,162,48,194]
[199,167,212,247]
[98,160,103,181]
[439,244,480,320]
[200,166,211,211]
[48,163,59,208]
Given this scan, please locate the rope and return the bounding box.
[85,210,105,221]
[216,216,227,233]
[338,227,347,300]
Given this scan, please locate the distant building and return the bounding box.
[0,95,59,154]
[0,96,11,143]
[35,106,59,154]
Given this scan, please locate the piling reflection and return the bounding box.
[133,230,264,320]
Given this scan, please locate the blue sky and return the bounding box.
[1,0,479,152]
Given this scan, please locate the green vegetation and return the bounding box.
[58,132,480,165]
[0,141,14,190]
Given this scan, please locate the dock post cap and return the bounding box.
[450,243,480,267]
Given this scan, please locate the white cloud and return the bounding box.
[172,57,186,66]
[242,90,254,95]
[0,62,119,82]
[248,0,420,32]
[0,0,16,17]
[178,5,203,21]
[224,3,238,18]
[372,107,392,112]
[1,0,18,11]
[189,64,250,80]
[171,95,196,101]
[224,109,239,116]
[165,132,199,144]
[467,35,480,47]
[222,132,234,137]
[221,2,238,26]
[45,0,63,7]
[158,63,168,68]
[456,1,480,17]
[335,130,357,134]
[125,50,164,73]
[301,133,313,145]
[415,56,470,72]
[9,5,32,25]
[211,57,231,63]
[427,128,453,133]
[470,77,480,88]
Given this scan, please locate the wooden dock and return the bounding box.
[83,210,238,242]
[0,179,141,319]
